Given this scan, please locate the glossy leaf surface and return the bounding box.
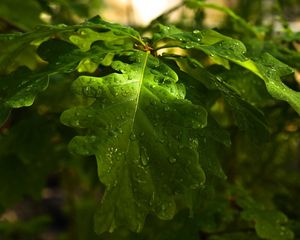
[61,51,207,233]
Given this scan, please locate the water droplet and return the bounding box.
[190,183,200,189]
[168,157,177,164]
[185,42,196,49]
[139,132,145,137]
[141,156,149,166]
[191,120,202,128]
[109,130,118,138]
[83,86,90,95]
[117,128,123,134]
[130,132,136,141]
[151,100,157,106]
[90,135,96,141]
[122,91,129,97]
[112,180,118,187]
[164,106,170,111]
[79,29,87,35]
[106,166,112,174]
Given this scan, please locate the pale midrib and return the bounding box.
[125,51,149,152]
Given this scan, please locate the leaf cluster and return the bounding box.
[0,1,300,240]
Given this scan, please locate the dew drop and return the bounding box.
[190,183,200,189]
[113,180,118,187]
[164,106,170,111]
[117,128,123,134]
[130,132,136,141]
[79,29,87,35]
[150,100,157,107]
[168,157,177,164]
[90,135,96,142]
[141,156,149,166]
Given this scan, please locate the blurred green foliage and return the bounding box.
[0,0,103,31]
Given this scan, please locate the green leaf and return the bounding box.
[175,57,269,143]
[232,54,300,115]
[0,67,49,108]
[61,51,207,233]
[0,16,140,75]
[242,210,294,240]
[0,17,141,127]
[234,187,294,240]
[153,25,300,116]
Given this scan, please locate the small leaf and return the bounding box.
[242,210,294,240]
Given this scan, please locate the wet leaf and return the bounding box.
[61,51,207,233]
